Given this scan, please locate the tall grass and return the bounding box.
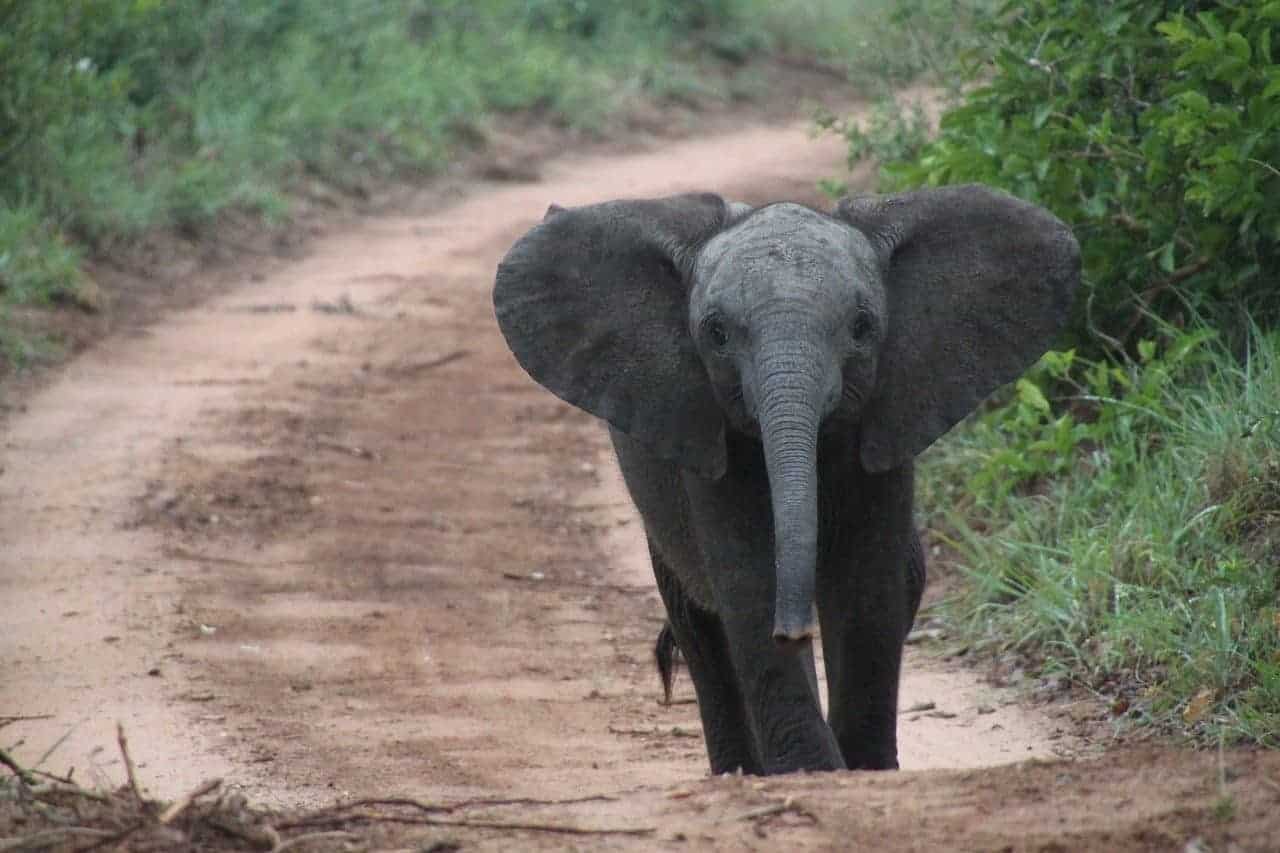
[919,323,1280,745]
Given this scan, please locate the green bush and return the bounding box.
[0,206,85,307]
[871,1,1280,347]
[814,96,932,198]
[921,325,1280,744]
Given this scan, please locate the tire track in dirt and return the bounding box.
[7,111,1277,851]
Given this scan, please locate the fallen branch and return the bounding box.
[729,797,816,825]
[28,780,111,803]
[272,830,359,852]
[284,804,655,835]
[389,350,470,376]
[735,802,792,822]
[0,827,116,852]
[206,813,280,848]
[404,816,654,837]
[314,438,377,460]
[0,745,37,785]
[158,777,222,825]
[608,725,700,739]
[0,714,53,729]
[284,792,618,824]
[905,628,944,645]
[116,723,143,805]
[36,723,79,768]
[83,824,150,853]
[497,572,651,595]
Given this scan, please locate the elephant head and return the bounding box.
[494,186,1079,646]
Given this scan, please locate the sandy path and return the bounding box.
[4,110,1277,851]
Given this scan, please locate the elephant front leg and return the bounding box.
[817,463,917,771]
[681,464,845,775]
[718,604,844,774]
[650,544,762,775]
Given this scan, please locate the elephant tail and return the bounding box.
[654,622,681,705]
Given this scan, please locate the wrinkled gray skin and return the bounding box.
[494,186,1079,775]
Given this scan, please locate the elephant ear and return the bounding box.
[836,184,1080,473]
[494,193,733,479]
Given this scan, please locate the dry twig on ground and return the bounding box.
[0,728,655,850]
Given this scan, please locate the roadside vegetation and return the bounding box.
[0,0,976,370]
[834,0,1280,745]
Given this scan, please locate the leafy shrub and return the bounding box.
[962,330,1216,502]
[814,96,932,198]
[0,206,85,307]
[920,324,1280,744]
[869,1,1280,348]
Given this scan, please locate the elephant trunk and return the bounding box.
[756,347,826,650]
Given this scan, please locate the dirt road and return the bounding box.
[3,110,1278,850]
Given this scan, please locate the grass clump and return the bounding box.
[919,324,1280,745]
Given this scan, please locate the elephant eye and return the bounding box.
[851,310,875,341]
[702,315,730,348]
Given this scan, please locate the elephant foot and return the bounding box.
[840,744,899,771]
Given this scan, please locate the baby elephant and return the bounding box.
[494,186,1079,775]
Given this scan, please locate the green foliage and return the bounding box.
[1,0,804,362]
[920,324,1280,745]
[0,206,85,307]
[963,330,1216,501]
[1,0,995,367]
[814,96,932,198]
[850,0,1280,745]
[727,0,993,84]
[869,0,1280,346]
[0,0,741,252]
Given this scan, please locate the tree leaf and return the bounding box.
[1015,378,1051,414]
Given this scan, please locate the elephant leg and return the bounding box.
[649,542,761,775]
[716,606,843,774]
[677,457,844,775]
[817,464,916,771]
